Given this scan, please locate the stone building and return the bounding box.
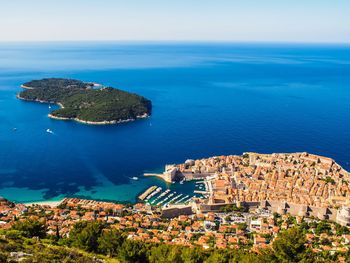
[336,206,350,226]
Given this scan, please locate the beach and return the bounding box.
[24,200,63,207]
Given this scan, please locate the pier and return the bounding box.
[157,192,176,206]
[151,189,170,204]
[175,195,190,204]
[144,165,178,183]
[145,187,162,201]
[144,173,164,179]
[138,186,157,201]
[194,190,209,195]
[165,193,183,206]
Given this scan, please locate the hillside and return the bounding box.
[0,197,349,262]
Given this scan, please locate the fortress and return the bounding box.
[195,200,350,226]
[162,152,350,226]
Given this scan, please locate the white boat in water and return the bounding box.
[175,195,190,204]
[151,189,170,204]
[145,187,162,200]
[131,177,139,180]
[157,191,176,206]
[46,129,53,134]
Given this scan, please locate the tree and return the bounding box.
[272,227,311,263]
[98,229,125,257]
[314,221,331,235]
[335,223,350,236]
[204,250,229,263]
[70,221,104,252]
[237,223,247,231]
[0,252,8,263]
[149,244,183,263]
[12,218,46,238]
[55,225,60,241]
[118,240,148,263]
[181,247,204,263]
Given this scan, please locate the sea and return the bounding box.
[0,42,349,204]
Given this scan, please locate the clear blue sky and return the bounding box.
[1,0,349,42]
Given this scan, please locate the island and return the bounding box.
[17,78,152,124]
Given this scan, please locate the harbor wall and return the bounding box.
[161,205,193,218]
[197,200,349,226]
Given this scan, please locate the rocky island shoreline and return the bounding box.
[17,78,152,125]
[46,112,149,125]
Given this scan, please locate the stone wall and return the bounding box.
[161,205,193,218]
[197,199,350,226]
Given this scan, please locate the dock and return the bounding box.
[194,190,209,194]
[157,192,176,206]
[138,186,157,201]
[175,195,190,204]
[144,173,164,178]
[165,193,183,205]
[145,187,162,201]
[151,189,170,204]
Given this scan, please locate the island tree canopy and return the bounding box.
[19,78,152,123]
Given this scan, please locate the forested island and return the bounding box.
[18,78,152,124]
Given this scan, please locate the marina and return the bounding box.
[138,184,196,207]
[151,189,171,204]
[165,193,183,205]
[157,192,176,206]
[175,195,190,204]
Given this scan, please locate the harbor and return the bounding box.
[138,183,197,207]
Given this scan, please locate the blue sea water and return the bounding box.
[0,42,350,203]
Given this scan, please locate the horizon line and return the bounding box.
[1,39,350,46]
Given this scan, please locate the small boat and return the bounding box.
[145,187,162,201]
[46,129,53,134]
[131,177,139,180]
[13,128,17,131]
[48,105,51,109]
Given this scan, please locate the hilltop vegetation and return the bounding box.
[18,78,152,124]
[0,219,347,262]
[0,196,348,262]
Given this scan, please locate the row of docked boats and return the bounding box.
[142,187,193,207]
[145,187,162,201]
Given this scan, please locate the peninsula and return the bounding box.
[17,78,152,124]
[146,152,350,226]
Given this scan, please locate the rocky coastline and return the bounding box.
[17,80,151,125]
[48,112,149,125]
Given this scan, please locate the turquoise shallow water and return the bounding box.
[0,42,350,203]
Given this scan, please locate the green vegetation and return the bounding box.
[11,217,47,239]
[272,227,309,263]
[321,176,336,185]
[220,204,247,213]
[0,220,347,262]
[18,78,152,123]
